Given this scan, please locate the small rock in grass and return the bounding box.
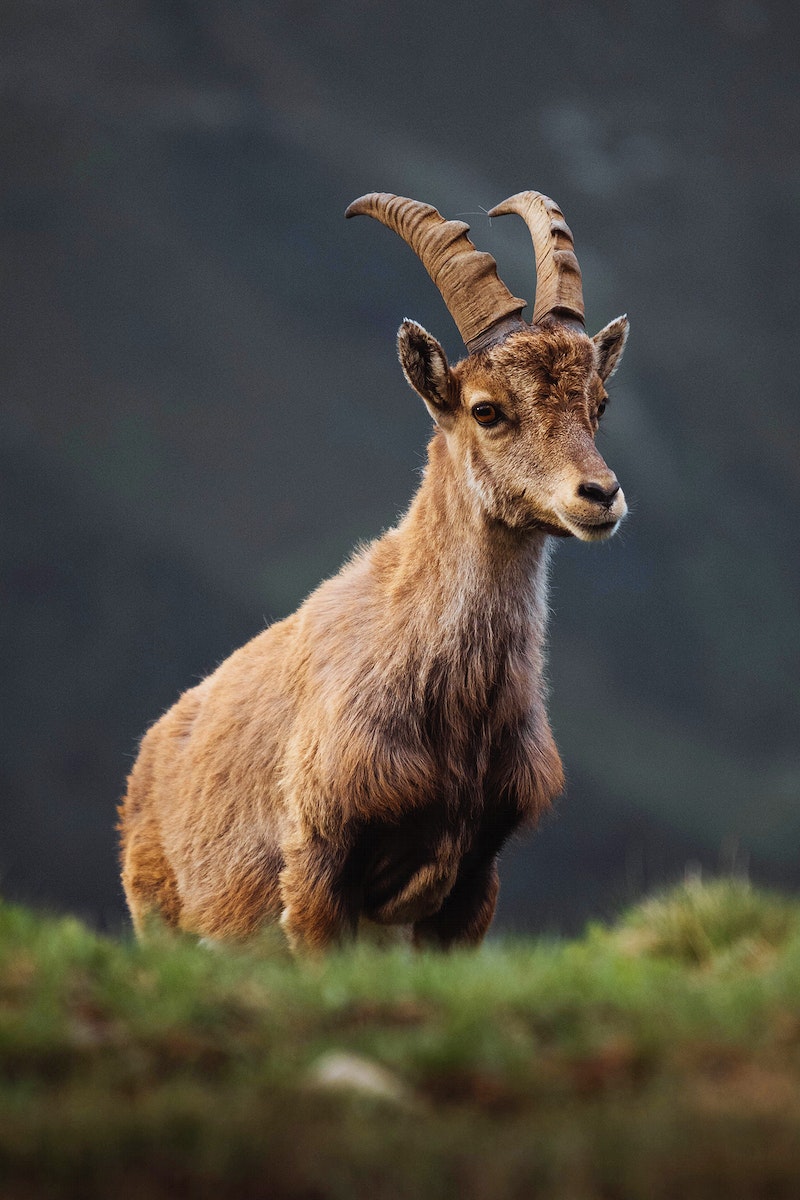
[306,1051,416,1108]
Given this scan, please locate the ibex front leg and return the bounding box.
[412,857,500,950]
[278,827,360,954]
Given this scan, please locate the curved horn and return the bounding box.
[346,192,527,353]
[487,191,585,328]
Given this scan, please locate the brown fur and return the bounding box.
[119,315,629,953]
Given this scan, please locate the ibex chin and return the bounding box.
[119,189,629,953]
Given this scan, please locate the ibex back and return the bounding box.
[119,189,629,953]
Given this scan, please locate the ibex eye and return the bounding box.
[597,401,607,418]
[472,402,500,426]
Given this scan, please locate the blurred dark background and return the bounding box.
[1,0,798,934]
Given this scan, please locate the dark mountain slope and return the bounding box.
[1,0,798,927]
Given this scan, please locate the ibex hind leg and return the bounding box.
[119,808,183,936]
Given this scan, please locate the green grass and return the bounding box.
[3,878,800,1198]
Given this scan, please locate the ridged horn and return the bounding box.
[487,191,585,328]
[346,192,527,353]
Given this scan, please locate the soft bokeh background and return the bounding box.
[2,0,798,933]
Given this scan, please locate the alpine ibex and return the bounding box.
[119,189,629,953]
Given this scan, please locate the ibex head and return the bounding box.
[346,191,629,541]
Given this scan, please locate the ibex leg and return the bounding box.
[278,829,359,954]
[412,857,499,949]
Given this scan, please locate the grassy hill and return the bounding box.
[3,877,800,1199]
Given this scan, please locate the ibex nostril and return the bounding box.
[578,479,620,507]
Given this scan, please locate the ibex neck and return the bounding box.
[389,431,551,636]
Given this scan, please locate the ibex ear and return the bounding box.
[592,315,629,381]
[397,320,457,419]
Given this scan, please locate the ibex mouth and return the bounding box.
[565,514,624,542]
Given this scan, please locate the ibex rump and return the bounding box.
[119,190,629,953]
